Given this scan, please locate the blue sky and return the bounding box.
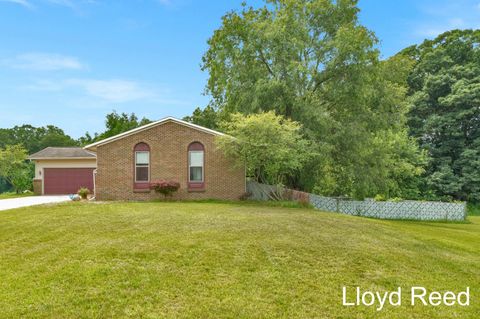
[0,0,479,138]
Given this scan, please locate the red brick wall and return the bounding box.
[95,121,245,200]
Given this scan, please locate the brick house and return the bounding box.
[29,117,246,200]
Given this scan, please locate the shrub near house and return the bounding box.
[77,187,90,200]
[150,180,180,198]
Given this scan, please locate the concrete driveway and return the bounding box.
[0,196,71,211]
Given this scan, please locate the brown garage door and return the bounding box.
[44,168,94,195]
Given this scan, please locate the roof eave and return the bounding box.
[27,156,97,160]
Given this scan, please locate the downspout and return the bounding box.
[90,169,97,200]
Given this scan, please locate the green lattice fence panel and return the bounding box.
[333,199,466,221]
[247,182,466,221]
[309,194,337,212]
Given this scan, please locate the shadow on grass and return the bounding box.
[467,203,480,216]
[146,198,313,209]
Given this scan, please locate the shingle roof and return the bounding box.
[28,147,96,159]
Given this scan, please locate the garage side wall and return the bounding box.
[33,179,42,195]
[95,121,246,201]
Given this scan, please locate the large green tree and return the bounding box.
[202,0,423,198]
[401,29,480,201]
[0,145,33,194]
[183,106,220,130]
[78,111,152,145]
[216,112,310,187]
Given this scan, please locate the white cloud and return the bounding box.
[448,18,465,28]
[0,0,33,8]
[413,1,480,39]
[25,78,160,103]
[416,28,444,38]
[23,79,65,91]
[415,16,472,38]
[5,53,85,71]
[45,0,75,8]
[68,79,154,103]
[0,0,97,11]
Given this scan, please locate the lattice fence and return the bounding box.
[247,182,466,221]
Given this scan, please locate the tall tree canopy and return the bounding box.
[0,125,77,154]
[402,29,480,202]
[183,106,220,129]
[78,111,152,145]
[202,0,423,198]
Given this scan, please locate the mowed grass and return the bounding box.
[0,191,34,200]
[0,202,478,318]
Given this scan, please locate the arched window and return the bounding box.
[188,142,204,188]
[134,142,150,183]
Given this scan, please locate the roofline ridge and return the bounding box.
[83,116,225,150]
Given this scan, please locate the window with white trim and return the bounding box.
[135,151,150,182]
[189,150,204,182]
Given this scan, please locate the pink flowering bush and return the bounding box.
[149,180,180,198]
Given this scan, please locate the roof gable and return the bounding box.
[84,117,225,151]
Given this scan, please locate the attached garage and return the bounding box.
[28,147,97,195]
[44,168,95,195]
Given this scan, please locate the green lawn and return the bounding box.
[0,191,34,200]
[0,202,478,318]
